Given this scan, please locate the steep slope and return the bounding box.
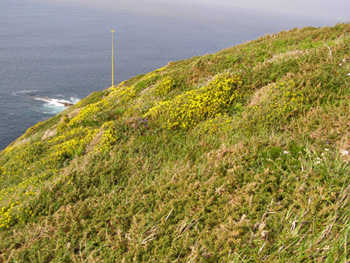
[1,24,350,262]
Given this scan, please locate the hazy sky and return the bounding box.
[32,0,349,25]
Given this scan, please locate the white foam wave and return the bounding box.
[69,97,80,104]
[35,97,72,106]
[13,89,80,115]
[35,97,80,115]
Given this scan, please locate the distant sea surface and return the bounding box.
[0,0,329,149]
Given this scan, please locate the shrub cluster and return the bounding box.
[153,76,174,96]
[0,125,98,229]
[247,81,307,131]
[95,121,119,153]
[145,72,242,130]
[108,85,137,103]
[193,114,232,135]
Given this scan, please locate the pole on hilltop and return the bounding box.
[111,30,115,87]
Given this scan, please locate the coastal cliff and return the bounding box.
[1,24,350,262]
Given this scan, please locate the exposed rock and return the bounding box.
[41,126,57,140]
[59,101,74,107]
[68,108,81,119]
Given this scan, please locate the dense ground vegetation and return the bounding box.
[1,24,350,262]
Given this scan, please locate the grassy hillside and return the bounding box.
[1,23,350,262]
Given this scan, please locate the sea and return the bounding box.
[0,0,339,150]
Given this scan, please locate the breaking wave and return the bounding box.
[13,90,80,115]
[35,97,80,115]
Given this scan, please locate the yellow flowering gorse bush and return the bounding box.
[193,114,232,135]
[145,72,242,130]
[108,86,136,103]
[153,76,174,96]
[248,81,307,131]
[0,124,98,229]
[64,104,100,129]
[95,121,119,152]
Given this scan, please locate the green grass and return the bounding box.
[1,23,350,262]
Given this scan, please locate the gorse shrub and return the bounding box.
[0,126,98,229]
[153,76,175,96]
[109,85,137,103]
[0,201,33,229]
[49,128,98,161]
[145,72,242,130]
[133,71,161,93]
[193,114,232,135]
[65,103,100,128]
[122,77,174,118]
[95,121,119,153]
[247,80,308,131]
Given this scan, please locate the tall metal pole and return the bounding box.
[111,30,115,87]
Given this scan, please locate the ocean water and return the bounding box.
[0,0,330,149]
